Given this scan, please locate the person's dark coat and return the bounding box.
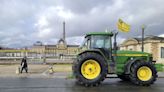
[21,58,27,68]
[20,57,28,73]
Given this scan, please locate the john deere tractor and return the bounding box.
[72,32,163,86]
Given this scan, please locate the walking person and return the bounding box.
[20,56,28,73]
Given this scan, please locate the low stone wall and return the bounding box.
[0,58,74,64]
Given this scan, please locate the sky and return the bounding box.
[0,0,164,48]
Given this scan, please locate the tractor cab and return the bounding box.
[79,32,116,60]
[80,32,113,50]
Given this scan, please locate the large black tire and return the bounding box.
[72,52,108,87]
[117,74,130,81]
[129,61,157,86]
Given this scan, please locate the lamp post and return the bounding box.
[141,25,146,52]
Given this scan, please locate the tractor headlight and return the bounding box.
[130,57,134,60]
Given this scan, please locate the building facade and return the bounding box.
[31,39,79,59]
[120,36,164,63]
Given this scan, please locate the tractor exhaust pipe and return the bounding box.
[113,32,118,62]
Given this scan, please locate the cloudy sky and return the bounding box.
[0,0,164,48]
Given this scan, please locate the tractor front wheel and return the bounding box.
[130,61,157,86]
[73,52,108,87]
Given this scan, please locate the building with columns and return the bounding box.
[120,36,164,63]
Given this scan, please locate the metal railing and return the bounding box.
[0,50,76,64]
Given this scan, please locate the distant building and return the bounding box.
[31,39,79,58]
[120,36,164,63]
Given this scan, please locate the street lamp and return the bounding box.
[141,25,146,52]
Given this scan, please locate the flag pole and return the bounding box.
[141,25,146,52]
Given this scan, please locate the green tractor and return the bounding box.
[72,32,163,86]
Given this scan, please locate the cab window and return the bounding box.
[91,35,110,49]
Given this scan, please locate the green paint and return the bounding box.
[115,50,151,74]
[86,32,113,37]
[154,64,163,72]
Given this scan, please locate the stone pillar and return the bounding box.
[151,43,158,61]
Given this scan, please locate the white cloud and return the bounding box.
[159,34,164,37]
[37,28,53,39]
[66,36,84,45]
[36,16,49,27]
[55,6,75,19]
[34,6,75,40]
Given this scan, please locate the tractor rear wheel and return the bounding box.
[129,61,157,86]
[73,52,108,87]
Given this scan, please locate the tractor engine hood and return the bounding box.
[115,50,152,57]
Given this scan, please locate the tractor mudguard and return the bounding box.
[78,49,108,62]
[124,58,145,74]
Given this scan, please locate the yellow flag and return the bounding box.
[117,19,130,32]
